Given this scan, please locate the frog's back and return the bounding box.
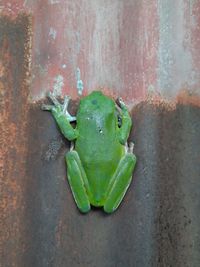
[76,91,120,158]
[75,91,125,206]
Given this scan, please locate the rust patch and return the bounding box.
[2,69,200,267]
[17,96,200,267]
[176,90,200,108]
[132,101,200,266]
[0,14,32,266]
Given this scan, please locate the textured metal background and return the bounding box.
[1,1,200,267]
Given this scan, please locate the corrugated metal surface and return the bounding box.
[1,1,200,267]
[1,0,200,101]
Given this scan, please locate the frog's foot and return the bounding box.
[115,97,123,113]
[103,152,136,213]
[125,142,134,154]
[117,97,127,110]
[70,141,75,151]
[65,151,93,213]
[41,92,76,122]
[128,142,134,153]
[118,97,125,106]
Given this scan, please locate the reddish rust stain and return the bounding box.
[0,60,6,78]
[119,1,159,100]
[0,1,160,101]
[0,1,27,18]
[0,14,32,266]
[176,90,200,108]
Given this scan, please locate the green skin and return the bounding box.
[42,91,136,213]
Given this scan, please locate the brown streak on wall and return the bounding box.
[0,14,32,267]
[12,99,199,267]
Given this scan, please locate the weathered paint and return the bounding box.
[52,74,64,96]
[1,0,200,102]
[158,0,195,97]
[1,2,200,267]
[2,97,199,267]
[0,0,156,102]
[0,14,32,267]
[191,0,200,92]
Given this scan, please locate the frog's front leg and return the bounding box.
[103,144,136,213]
[117,98,132,145]
[42,93,78,141]
[66,150,93,213]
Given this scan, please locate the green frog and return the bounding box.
[42,91,136,213]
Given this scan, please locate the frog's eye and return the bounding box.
[118,115,122,128]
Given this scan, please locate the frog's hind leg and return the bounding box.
[66,150,92,213]
[104,144,136,213]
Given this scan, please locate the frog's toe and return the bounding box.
[103,204,116,214]
[118,97,125,106]
[41,104,54,111]
[63,95,70,111]
[128,142,134,153]
[79,204,91,213]
[47,92,61,106]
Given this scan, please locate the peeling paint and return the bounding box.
[76,67,83,95]
[53,74,64,96]
[49,27,57,40]
[1,0,198,101]
[157,0,196,98]
[49,0,60,5]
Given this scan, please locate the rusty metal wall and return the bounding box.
[1,0,200,101]
[1,1,200,267]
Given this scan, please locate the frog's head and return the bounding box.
[78,90,115,115]
[77,91,118,130]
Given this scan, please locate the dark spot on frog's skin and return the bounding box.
[92,99,98,105]
[118,115,122,128]
[97,126,103,133]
